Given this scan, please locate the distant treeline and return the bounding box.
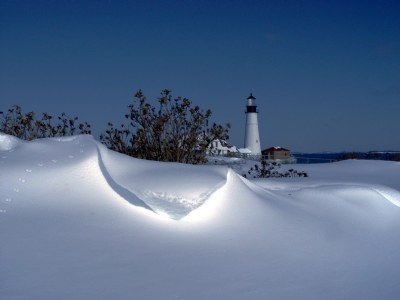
[294,152,400,163]
[336,152,400,162]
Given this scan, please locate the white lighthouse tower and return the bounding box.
[244,93,261,155]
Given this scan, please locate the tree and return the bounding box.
[100,89,230,164]
[0,105,91,140]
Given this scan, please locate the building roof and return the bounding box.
[208,139,238,153]
[247,93,256,100]
[262,146,290,152]
[238,148,252,154]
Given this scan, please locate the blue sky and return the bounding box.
[1,0,399,152]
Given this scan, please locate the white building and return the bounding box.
[207,139,238,156]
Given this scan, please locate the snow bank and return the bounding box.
[1,134,400,300]
[0,132,23,151]
[0,134,228,219]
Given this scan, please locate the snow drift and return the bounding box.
[0,133,227,220]
[1,133,400,300]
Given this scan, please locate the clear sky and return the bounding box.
[1,0,399,152]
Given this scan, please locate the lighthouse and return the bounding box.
[244,93,261,155]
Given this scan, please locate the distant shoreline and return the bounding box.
[292,151,400,163]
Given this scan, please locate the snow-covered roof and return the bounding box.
[263,146,290,152]
[209,139,238,152]
[238,147,252,154]
[229,145,238,152]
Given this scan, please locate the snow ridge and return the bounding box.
[94,144,154,212]
[0,134,229,220]
[373,186,400,207]
[96,142,228,220]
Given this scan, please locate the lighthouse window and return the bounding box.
[247,106,257,113]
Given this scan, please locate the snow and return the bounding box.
[1,133,400,300]
[0,133,23,151]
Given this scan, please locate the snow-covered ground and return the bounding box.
[1,133,400,300]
